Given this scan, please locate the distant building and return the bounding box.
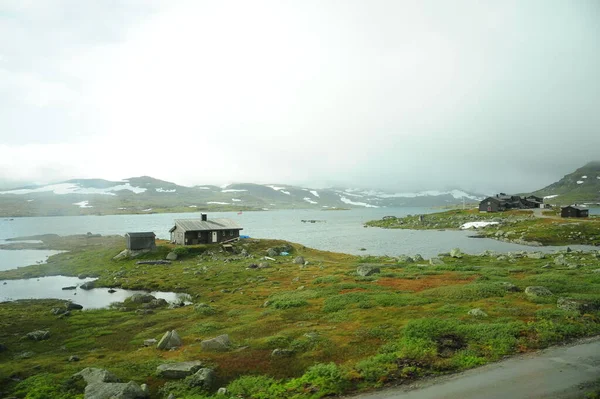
[169,214,243,245]
[560,205,589,218]
[479,193,544,212]
[125,232,156,250]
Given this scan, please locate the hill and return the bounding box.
[0,176,483,217]
[532,161,600,206]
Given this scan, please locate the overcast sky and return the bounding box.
[0,0,598,193]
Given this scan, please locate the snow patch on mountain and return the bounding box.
[232,198,242,202]
[303,197,318,204]
[156,188,176,193]
[207,201,229,205]
[267,185,286,191]
[339,196,379,208]
[309,190,319,197]
[73,200,93,208]
[360,189,480,200]
[222,189,247,193]
[0,182,147,195]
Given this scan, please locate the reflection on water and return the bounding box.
[0,275,188,309]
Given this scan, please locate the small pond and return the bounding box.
[0,276,189,309]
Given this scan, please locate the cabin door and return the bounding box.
[211,231,218,243]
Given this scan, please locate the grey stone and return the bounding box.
[527,252,545,259]
[397,255,413,263]
[166,252,178,261]
[356,265,380,276]
[156,361,204,379]
[157,330,182,350]
[146,298,168,308]
[201,334,231,352]
[143,339,157,347]
[266,248,278,257]
[258,262,270,269]
[66,302,83,310]
[80,281,96,290]
[293,256,305,265]
[567,264,580,269]
[499,282,520,292]
[26,330,50,341]
[187,368,215,389]
[468,308,488,317]
[84,381,148,399]
[450,248,463,258]
[75,368,120,384]
[412,254,424,262]
[429,257,445,266]
[496,255,508,261]
[554,255,568,266]
[69,355,80,362]
[128,294,156,304]
[525,286,553,298]
[271,348,294,357]
[217,387,228,395]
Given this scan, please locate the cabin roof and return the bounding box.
[169,218,242,233]
[561,205,588,211]
[125,232,156,237]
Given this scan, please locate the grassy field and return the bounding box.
[366,209,600,246]
[1,236,600,398]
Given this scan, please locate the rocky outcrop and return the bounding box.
[450,248,463,258]
[84,380,148,399]
[468,308,488,317]
[187,368,215,389]
[356,265,380,276]
[157,361,204,379]
[157,330,182,350]
[26,330,50,341]
[429,257,445,266]
[201,334,231,352]
[293,256,305,265]
[75,368,120,384]
[525,286,553,298]
[166,252,178,261]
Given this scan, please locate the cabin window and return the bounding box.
[222,231,226,236]
[229,230,234,236]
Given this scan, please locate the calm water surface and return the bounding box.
[0,276,188,309]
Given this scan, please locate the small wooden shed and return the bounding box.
[479,197,504,212]
[561,205,589,218]
[125,232,156,250]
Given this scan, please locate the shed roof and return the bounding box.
[125,232,156,237]
[561,205,588,211]
[169,218,242,233]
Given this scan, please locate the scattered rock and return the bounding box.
[356,265,380,276]
[69,355,80,362]
[66,302,83,310]
[496,255,508,261]
[429,257,445,266]
[468,308,488,317]
[557,297,600,313]
[80,281,96,290]
[157,330,182,350]
[525,286,553,298]
[258,262,270,269]
[201,334,231,352]
[527,252,545,260]
[74,368,120,384]
[450,248,463,258]
[84,380,148,399]
[554,255,568,266]
[499,282,520,292]
[143,339,157,347]
[267,248,278,257]
[166,252,178,261]
[293,256,305,265]
[413,254,424,262]
[127,294,156,304]
[217,387,228,395]
[567,264,580,270]
[271,348,294,357]
[187,368,215,389]
[397,255,414,263]
[145,298,168,308]
[157,361,204,379]
[26,330,50,341]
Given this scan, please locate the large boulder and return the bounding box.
[527,252,545,260]
[157,361,204,379]
[266,248,278,257]
[525,286,553,299]
[356,265,380,277]
[128,294,156,304]
[26,330,50,341]
[75,368,120,384]
[554,255,568,266]
[84,381,148,399]
[166,252,178,261]
[397,255,414,263]
[201,334,231,352]
[412,254,424,262]
[157,330,182,350]
[80,281,96,290]
[293,256,305,265]
[271,349,294,357]
[450,248,463,258]
[187,368,215,389]
[66,302,84,310]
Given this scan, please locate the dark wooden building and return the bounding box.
[169,214,243,245]
[479,197,504,212]
[561,205,589,218]
[125,232,156,250]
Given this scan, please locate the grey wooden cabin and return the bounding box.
[561,205,589,218]
[169,214,243,245]
[125,232,156,250]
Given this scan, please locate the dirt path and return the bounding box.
[350,336,600,399]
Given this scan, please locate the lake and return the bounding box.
[0,208,597,267]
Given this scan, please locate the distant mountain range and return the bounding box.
[532,161,600,206]
[0,176,483,217]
